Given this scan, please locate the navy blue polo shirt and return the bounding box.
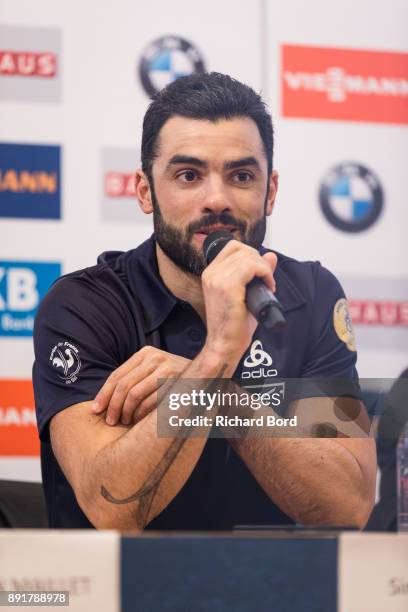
[33,235,358,529]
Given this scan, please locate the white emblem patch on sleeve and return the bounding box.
[50,341,81,384]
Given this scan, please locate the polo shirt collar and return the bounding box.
[259,246,307,313]
[126,237,307,333]
[127,235,178,333]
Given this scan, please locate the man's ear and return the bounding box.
[265,170,279,216]
[135,170,153,214]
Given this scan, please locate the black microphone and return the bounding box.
[203,230,286,330]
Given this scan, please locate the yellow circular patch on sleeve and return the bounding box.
[333,298,357,352]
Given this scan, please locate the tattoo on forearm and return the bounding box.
[100,363,228,526]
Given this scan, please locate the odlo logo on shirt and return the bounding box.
[241,340,277,379]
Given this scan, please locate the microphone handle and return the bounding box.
[203,231,286,330]
[246,277,286,330]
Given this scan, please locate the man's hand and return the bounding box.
[92,241,277,425]
[202,240,277,364]
[92,346,191,426]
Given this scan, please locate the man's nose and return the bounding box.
[202,177,231,214]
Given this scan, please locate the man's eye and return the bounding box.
[178,170,198,182]
[234,171,253,183]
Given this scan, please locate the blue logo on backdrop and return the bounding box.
[319,162,384,232]
[138,36,206,97]
[0,261,61,336]
[0,143,61,219]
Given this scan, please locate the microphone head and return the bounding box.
[203,230,234,265]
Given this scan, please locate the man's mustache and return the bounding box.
[186,213,247,239]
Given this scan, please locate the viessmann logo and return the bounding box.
[0,380,39,457]
[0,143,61,219]
[281,44,408,124]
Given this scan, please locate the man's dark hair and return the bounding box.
[141,72,274,181]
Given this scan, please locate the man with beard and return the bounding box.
[33,73,376,530]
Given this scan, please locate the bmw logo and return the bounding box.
[319,162,384,233]
[139,35,206,97]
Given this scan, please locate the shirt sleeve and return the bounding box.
[33,271,134,441]
[301,263,358,377]
[295,262,361,401]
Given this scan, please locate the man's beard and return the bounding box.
[150,181,268,276]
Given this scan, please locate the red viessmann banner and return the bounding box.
[281,44,408,124]
[0,380,39,456]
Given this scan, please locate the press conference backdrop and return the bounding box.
[0,0,407,481]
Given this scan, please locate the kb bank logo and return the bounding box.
[138,36,206,97]
[242,340,277,379]
[0,143,61,220]
[0,261,61,337]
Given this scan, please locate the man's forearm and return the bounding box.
[80,348,231,531]
[230,435,376,528]
[217,381,376,528]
